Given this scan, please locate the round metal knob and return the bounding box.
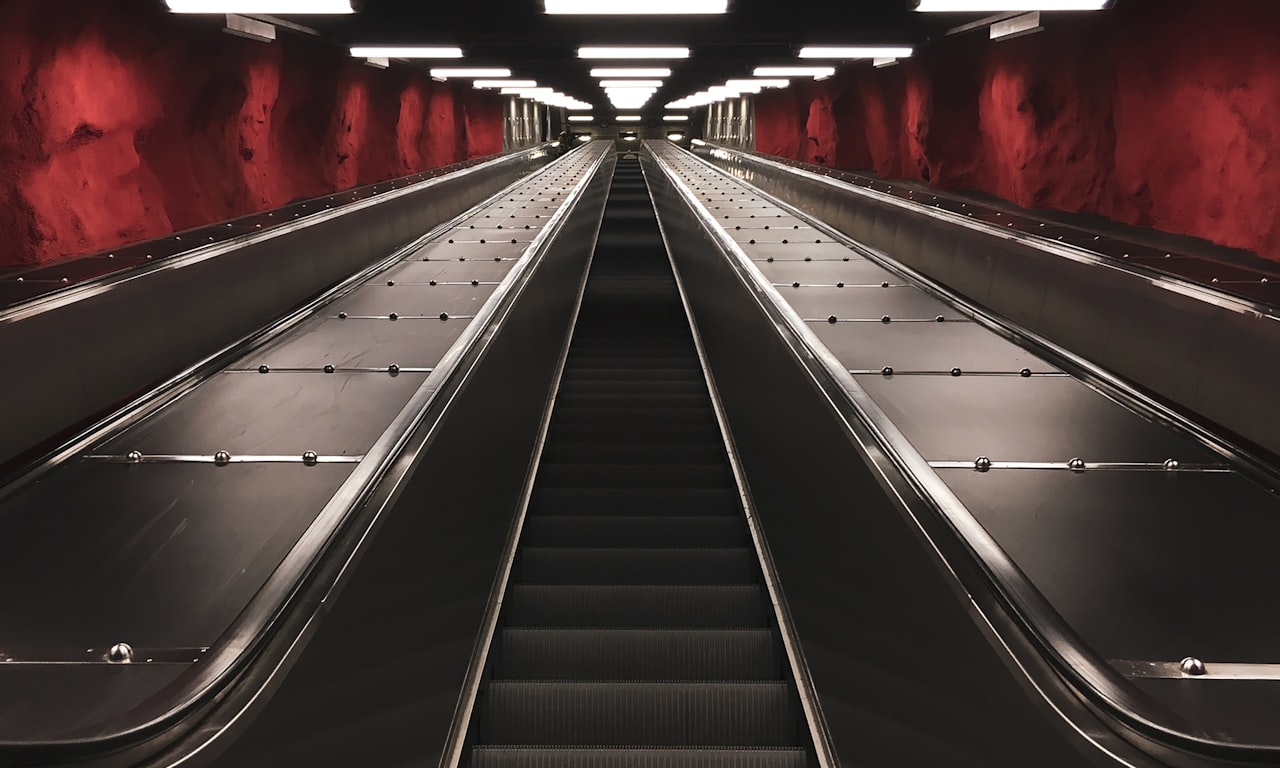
[881,315,891,324]
[881,281,889,288]
[107,643,134,663]
[935,315,946,323]
[302,450,319,466]
[386,280,395,286]
[389,312,398,321]
[126,450,143,463]
[1180,656,1207,676]
[439,312,449,321]
[388,364,401,376]
[792,282,800,288]
[881,366,894,376]
[1020,368,1032,377]
[974,456,992,472]
[836,282,845,288]
[323,364,335,374]
[429,280,438,286]
[1164,458,1180,470]
[338,312,348,319]
[258,364,270,374]
[1068,457,1086,472]
[828,315,838,324]
[214,451,232,466]
[950,367,962,377]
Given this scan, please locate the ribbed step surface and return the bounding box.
[464,155,809,765]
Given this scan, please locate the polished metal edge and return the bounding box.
[222,367,434,375]
[0,147,553,325]
[699,144,1280,321]
[805,317,973,324]
[1114,660,1280,681]
[851,370,1070,377]
[928,461,1232,473]
[642,145,840,768]
[647,142,1247,758]
[0,144,613,753]
[439,145,616,768]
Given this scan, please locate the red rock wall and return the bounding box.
[0,0,505,268]
[754,0,1280,262]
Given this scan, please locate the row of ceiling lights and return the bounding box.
[166,1,1111,122]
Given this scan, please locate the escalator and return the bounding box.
[458,155,817,765]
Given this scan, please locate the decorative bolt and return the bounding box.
[389,312,398,321]
[1068,457,1086,472]
[1164,459,1180,470]
[439,312,450,321]
[338,312,348,319]
[881,281,889,288]
[792,281,801,288]
[828,315,838,324]
[1180,657,1207,676]
[323,364,335,374]
[836,282,845,288]
[936,315,946,323]
[975,456,992,472]
[950,367,962,377]
[302,450,319,466]
[429,280,438,286]
[388,363,401,376]
[881,366,894,376]
[1020,368,1032,377]
[106,643,134,663]
[387,280,396,286]
[214,450,232,466]
[258,364,270,374]
[127,450,143,463]
[881,315,892,324]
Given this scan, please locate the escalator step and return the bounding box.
[470,748,808,768]
[493,628,784,681]
[515,547,758,585]
[551,408,717,427]
[474,682,800,746]
[529,487,741,516]
[536,463,734,489]
[540,441,726,466]
[503,585,769,628]
[561,368,703,383]
[546,423,724,444]
[521,516,747,548]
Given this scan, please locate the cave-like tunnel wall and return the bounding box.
[0,0,505,269]
[755,0,1280,263]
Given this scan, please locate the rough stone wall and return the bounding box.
[0,0,505,268]
[753,0,1280,262]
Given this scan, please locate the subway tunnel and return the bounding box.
[2,1,1280,766]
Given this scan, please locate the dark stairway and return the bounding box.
[463,155,815,766]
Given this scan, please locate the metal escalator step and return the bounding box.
[552,408,716,427]
[551,393,708,410]
[503,585,769,628]
[557,380,705,395]
[474,681,800,747]
[558,357,698,371]
[529,487,741,516]
[492,628,784,681]
[536,463,734,489]
[561,368,703,383]
[540,441,726,466]
[470,747,809,768]
[521,515,748,548]
[515,547,758,585]
[546,423,724,444]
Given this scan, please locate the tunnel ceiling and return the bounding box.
[272,0,991,116]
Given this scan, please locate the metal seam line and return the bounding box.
[0,647,208,665]
[329,314,478,320]
[81,454,365,465]
[1112,659,1280,681]
[223,367,435,374]
[805,317,972,324]
[929,460,1232,472]
[850,370,1069,377]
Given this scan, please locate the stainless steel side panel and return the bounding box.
[0,149,553,470]
[691,146,1280,463]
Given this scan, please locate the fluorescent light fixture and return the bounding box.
[873,57,899,68]
[599,80,664,88]
[915,0,1106,9]
[578,135,592,142]
[364,57,390,69]
[473,80,538,89]
[590,68,672,78]
[429,68,512,79]
[725,79,790,89]
[667,133,685,141]
[569,115,595,122]
[622,136,638,141]
[616,116,643,122]
[798,46,914,59]
[664,115,689,121]
[548,0,727,11]
[753,66,837,78]
[167,0,353,11]
[502,87,553,95]
[579,46,690,59]
[691,138,708,146]
[350,46,463,58]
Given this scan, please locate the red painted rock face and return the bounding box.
[753,0,1280,263]
[0,0,504,268]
